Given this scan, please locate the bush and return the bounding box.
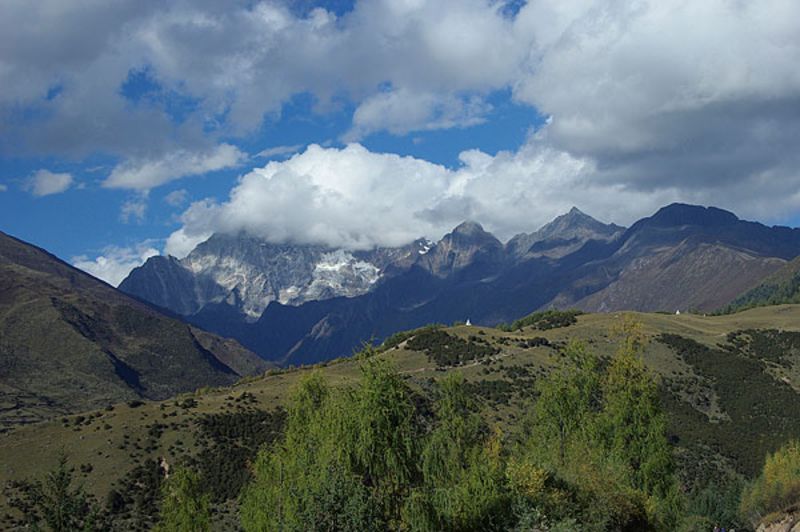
[406,329,499,367]
[497,309,583,332]
[740,439,800,527]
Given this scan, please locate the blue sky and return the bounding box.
[1,0,800,285]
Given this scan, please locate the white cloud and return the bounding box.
[103,144,245,190]
[73,243,159,287]
[346,89,491,141]
[0,184,7,192]
[164,225,212,259]
[166,140,685,255]
[25,169,73,197]
[0,1,524,160]
[120,195,147,223]
[1,0,800,221]
[511,0,800,192]
[164,188,188,207]
[256,144,304,159]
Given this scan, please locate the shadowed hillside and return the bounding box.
[0,231,270,430]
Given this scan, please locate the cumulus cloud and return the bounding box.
[511,0,800,195]
[165,141,685,256]
[103,144,245,190]
[0,0,523,161]
[346,89,492,141]
[25,169,73,197]
[73,243,159,287]
[3,0,800,229]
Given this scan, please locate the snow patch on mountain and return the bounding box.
[175,241,385,319]
[302,251,381,302]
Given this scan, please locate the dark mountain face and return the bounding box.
[722,256,800,313]
[418,221,505,279]
[556,203,800,312]
[506,207,624,260]
[118,204,800,366]
[0,231,269,429]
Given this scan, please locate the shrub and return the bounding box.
[740,439,800,527]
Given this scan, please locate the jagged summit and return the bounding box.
[447,221,502,246]
[507,207,625,259]
[536,207,623,241]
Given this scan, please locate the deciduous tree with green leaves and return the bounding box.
[154,467,211,532]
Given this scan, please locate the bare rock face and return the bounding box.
[418,221,505,278]
[122,234,393,321]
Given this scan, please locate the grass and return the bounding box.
[2,305,800,528]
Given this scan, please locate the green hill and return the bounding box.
[0,231,270,431]
[2,305,800,529]
[722,256,800,313]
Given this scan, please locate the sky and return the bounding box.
[1,0,800,286]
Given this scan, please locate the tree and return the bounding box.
[343,358,420,525]
[404,373,510,531]
[517,317,681,530]
[599,316,676,500]
[10,452,103,531]
[740,439,800,528]
[528,340,600,466]
[240,365,411,531]
[154,467,211,532]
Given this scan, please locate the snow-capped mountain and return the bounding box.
[119,211,622,323]
[120,233,434,320]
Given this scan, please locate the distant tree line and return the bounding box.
[496,309,583,332]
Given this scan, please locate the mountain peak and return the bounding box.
[506,207,624,259]
[646,203,739,228]
[451,220,487,236]
[536,207,622,241]
[445,221,503,249]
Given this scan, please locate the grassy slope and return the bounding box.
[0,231,271,430]
[723,256,800,313]
[2,305,800,525]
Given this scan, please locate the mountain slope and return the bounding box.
[723,255,800,313]
[0,231,269,429]
[557,204,799,312]
[2,305,800,529]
